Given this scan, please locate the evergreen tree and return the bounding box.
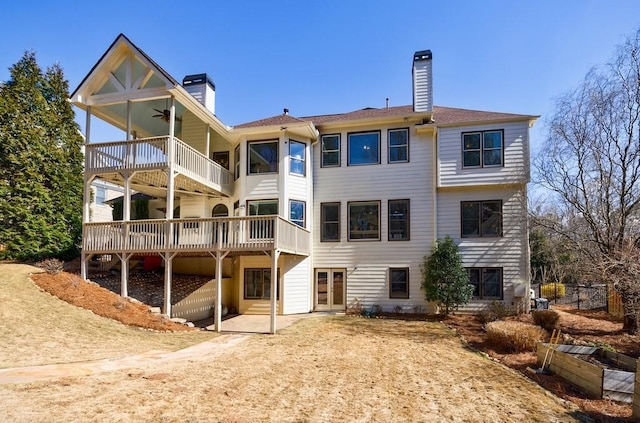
[421,236,474,316]
[0,52,83,260]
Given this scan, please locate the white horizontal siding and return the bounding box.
[180,111,207,154]
[438,121,530,187]
[312,125,436,312]
[282,256,311,314]
[436,186,529,311]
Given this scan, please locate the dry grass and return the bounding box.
[485,320,546,352]
[0,315,583,422]
[0,264,213,368]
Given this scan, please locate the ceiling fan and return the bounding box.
[152,100,182,122]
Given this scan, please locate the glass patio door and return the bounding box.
[315,269,346,311]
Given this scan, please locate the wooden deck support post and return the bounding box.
[119,252,132,298]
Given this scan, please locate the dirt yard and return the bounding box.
[0,264,587,422]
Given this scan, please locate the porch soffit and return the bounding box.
[71,33,231,141]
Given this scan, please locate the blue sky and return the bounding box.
[1,0,639,155]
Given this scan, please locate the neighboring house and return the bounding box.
[71,34,537,332]
[89,180,123,222]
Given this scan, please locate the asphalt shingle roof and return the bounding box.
[233,105,535,129]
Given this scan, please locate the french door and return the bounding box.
[315,269,346,311]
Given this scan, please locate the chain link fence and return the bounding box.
[531,283,609,311]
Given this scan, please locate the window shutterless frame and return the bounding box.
[388,128,409,163]
[320,202,340,242]
[289,199,305,228]
[347,131,381,166]
[460,200,502,238]
[388,199,410,241]
[461,129,504,168]
[467,267,503,300]
[348,200,381,241]
[289,140,306,176]
[321,134,341,168]
[248,139,279,175]
[389,267,409,299]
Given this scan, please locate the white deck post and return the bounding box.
[270,248,280,334]
[120,253,129,298]
[215,253,223,332]
[81,107,92,281]
[164,252,173,317]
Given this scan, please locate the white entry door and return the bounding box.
[315,269,346,311]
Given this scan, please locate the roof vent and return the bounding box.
[283,108,289,115]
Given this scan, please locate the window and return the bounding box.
[461,200,502,237]
[388,128,409,163]
[321,202,340,242]
[321,134,340,167]
[289,140,306,176]
[348,131,380,165]
[348,201,380,240]
[244,268,279,300]
[234,145,240,180]
[212,151,229,170]
[467,268,503,299]
[462,130,503,167]
[95,187,106,205]
[388,199,409,240]
[248,140,278,174]
[247,199,278,238]
[290,200,305,227]
[390,268,409,299]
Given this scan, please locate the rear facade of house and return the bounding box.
[72,35,537,329]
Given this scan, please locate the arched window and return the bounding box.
[212,204,228,217]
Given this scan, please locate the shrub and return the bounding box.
[346,298,363,316]
[36,258,64,275]
[540,282,566,300]
[485,321,546,352]
[532,310,560,331]
[479,300,514,323]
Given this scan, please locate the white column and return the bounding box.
[81,108,92,282]
[215,253,223,332]
[270,249,280,334]
[121,253,129,298]
[126,100,132,141]
[164,253,173,317]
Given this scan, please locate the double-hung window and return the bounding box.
[388,199,409,240]
[389,268,409,299]
[461,200,502,238]
[462,130,503,167]
[348,131,380,165]
[467,268,503,299]
[248,140,278,174]
[290,200,305,228]
[289,140,306,176]
[388,128,409,163]
[321,202,340,241]
[321,134,340,167]
[348,201,380,240]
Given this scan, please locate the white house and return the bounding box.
[72,35,537,332]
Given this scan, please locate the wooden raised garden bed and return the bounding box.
[536,343,637,403]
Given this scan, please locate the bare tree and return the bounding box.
[535,29,640,333]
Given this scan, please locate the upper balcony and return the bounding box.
[85,136,233,197]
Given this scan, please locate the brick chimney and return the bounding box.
[412,50,433,113]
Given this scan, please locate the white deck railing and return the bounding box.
[83,216,310,256]
[85,136,232,194]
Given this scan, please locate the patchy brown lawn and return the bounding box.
[445,306,640,423]
[5,264,637,422]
